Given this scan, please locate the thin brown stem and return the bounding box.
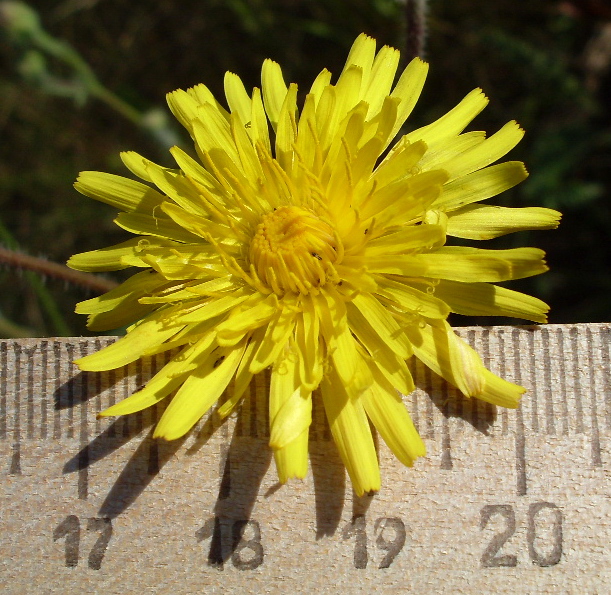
[404,0,428,62]
[0,247,118,293]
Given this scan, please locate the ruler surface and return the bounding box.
[0,324,610,594]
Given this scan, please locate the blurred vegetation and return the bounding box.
[0,0,610,337]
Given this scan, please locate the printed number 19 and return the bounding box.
[343,515,406,569]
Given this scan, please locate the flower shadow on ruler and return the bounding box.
[58,359,360,556]
[411,357,498,439]
[97,430,188,518]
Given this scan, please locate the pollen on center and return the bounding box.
[249,206,339,294]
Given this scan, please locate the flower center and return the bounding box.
[249,206,338,294]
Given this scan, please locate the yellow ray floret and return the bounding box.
[69,33,560,496]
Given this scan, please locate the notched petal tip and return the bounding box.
[409,56,429,69]
[548,209,563,227]
[509,119,525,135]
[471,86,489,102]
[276,470,308,485]
[353,483,381,498]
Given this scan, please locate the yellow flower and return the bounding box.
[69,34,560,495]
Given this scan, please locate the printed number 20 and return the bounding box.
[480,502,562,567]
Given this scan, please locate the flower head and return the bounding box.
[70,34,560,495]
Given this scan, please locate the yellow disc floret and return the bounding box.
[249,206,339,295]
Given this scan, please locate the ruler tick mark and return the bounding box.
[93,340,103,435]
[121,366,131,439]
[480,329,495,426]
[10,442,21,475]
[262,369,271,439]
[528,331,539,434]
[601,327,611,431]
[11,344,22,474]
[78,342,90,500]
[570,327,585,434]
[468,330,481,432]
[26,346,36,440]
[512,329,527,497]
[440,381,453,470]
[308,390,317,442]
[424,364,434,439]
[555,329,570,435]
[106,369,117,438]
[53,341,62,440]
[219,442,231,499]
[134,359,144,434]
[66,344,77,439]
[497,331,509,435]
[40,340,48,439]
[23,348,35,440]
[541,329,555,435]
[410,359,421,434]
[0,342,7,440]
[586,328,602,467]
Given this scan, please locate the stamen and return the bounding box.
[246,263,272,295]
[249,206,339,295]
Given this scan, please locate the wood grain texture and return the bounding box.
[0,323,609,594]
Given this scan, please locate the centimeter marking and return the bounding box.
[1,323,610,593]
[2,325,607,493]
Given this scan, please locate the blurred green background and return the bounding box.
[1,0,610,337]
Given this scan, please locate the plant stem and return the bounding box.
[404,0,428,61]
[0,247,118,294]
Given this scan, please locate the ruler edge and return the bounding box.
[4,321,609,345]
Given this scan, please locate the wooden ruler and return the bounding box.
[0,324,609,594]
